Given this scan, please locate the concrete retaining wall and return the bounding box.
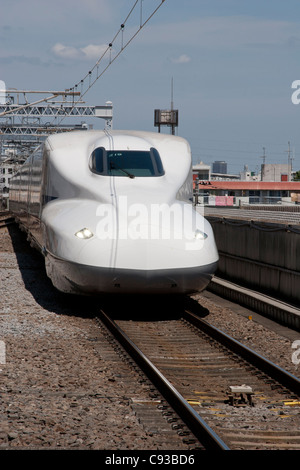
[208,277,300,331]
[207,217,300,306]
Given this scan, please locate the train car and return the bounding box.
[9,129,218,295]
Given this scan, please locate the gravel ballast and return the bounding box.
[1,222,299,450]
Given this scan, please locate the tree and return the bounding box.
[293,170,300,181]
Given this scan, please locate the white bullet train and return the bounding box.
[9,129,218,295]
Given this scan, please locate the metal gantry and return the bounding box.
[0,87,113,208]
[0,0,168,208]
[0,89,113,136]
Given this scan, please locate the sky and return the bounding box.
[1,0,300,175]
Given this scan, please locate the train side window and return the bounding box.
[90,147,105,174]
[151,148,164,175]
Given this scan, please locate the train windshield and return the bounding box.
[89,147,165,177]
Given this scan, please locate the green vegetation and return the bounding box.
[293,170,300,181]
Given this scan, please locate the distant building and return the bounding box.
[193,160,297,206]
[240,165,259,181]
[193,162,211,180]
[261,163,291,182]
[0,161,14,189]
[193,161,240,181]
[212,161,227,174]
[193,178,300,206]
[211,172,240,181]
[0,158,16,208]
[0,147,23,209]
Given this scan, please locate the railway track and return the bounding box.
[97,303,300,450]
[2,207,300,449]
[0,212,14,229]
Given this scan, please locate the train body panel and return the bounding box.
[9,130,218,295]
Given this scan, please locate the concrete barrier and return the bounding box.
[208,277,300,331]
[207,217,300,307]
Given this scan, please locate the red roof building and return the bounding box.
[193,177,300,205]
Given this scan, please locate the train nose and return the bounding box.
[71,229,217,295]
[44,199,218,295]
[76,199,218,272]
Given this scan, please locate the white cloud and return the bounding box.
[52,43,82,60]
[171,54,191,64]
[80,44,108,60]
[52,43,108,60]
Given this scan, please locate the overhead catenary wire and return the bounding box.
[70,0,140,98]
[0,0,167,128]
[63,0,166,113]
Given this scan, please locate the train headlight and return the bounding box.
[194,229,208,240]
[75,228,94,239]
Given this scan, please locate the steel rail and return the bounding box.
[98,309,230,451]
[0,217,15,228]
[183,309,300,396]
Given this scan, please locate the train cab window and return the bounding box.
[90,147,104,173]
[89,147,164,177]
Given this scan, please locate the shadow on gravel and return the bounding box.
[8,224,210,322]
[7,224,100,318]
[102,294,210,322]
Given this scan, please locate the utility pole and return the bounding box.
[170,77,175,135]
[154,77,178,135]
[261,147,266,181]
[286,141,294,180]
